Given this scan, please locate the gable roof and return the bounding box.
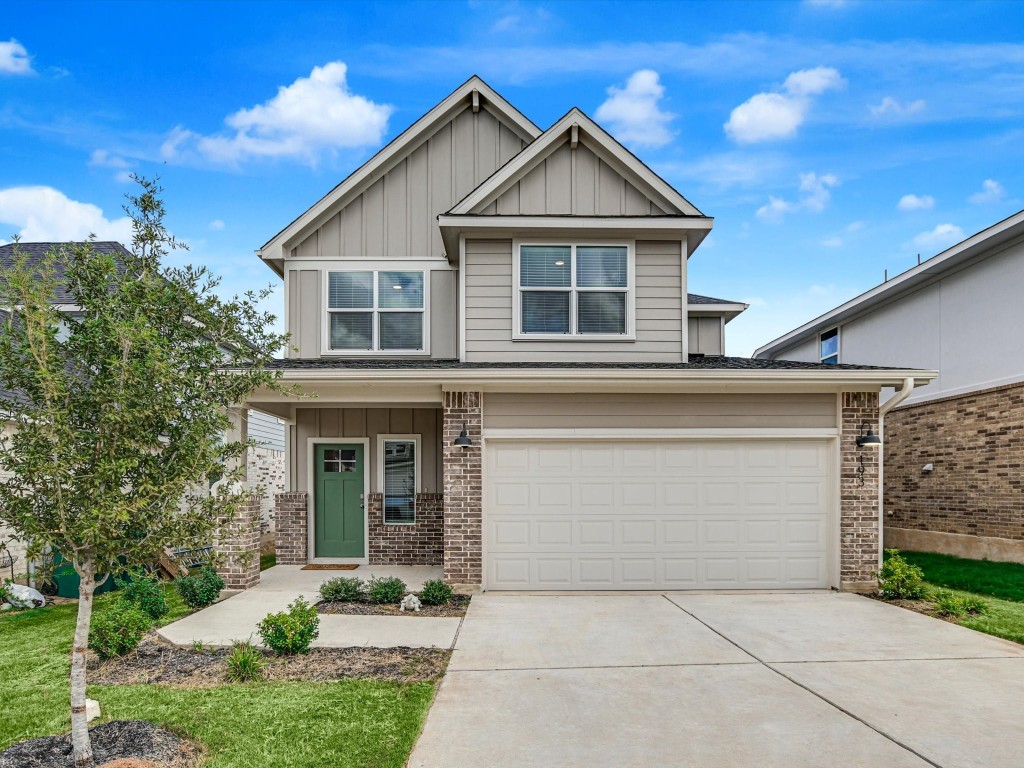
[0,241,131,303]
[257,76,541,274]
[754,208,1024,359]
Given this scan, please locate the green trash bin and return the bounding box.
[51,551,124,598]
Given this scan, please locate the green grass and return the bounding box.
[899,550,1024,602]
[0,583,435,767]
[259,553,276,571]
[923,586,1024,645]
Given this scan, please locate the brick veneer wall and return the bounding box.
[840,391,881,589]
[275,492,308,565]
[442,391,483,586]
[247,446,285,535]
[215,492,261,590]
[368,493,444,565]
[885,382,1024,542]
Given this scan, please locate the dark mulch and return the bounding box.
[865,592,962,625]
[0,720,200,768]
[317,594,471,617]
[88,636,450,687]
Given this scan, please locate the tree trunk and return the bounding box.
[70,559,95,768]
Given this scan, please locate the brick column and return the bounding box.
[840,391,881,591]
[443,391,483,586]
[216,492,261,590]
[275,492,308,565]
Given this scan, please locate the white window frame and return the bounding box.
[322,270,430,356]
[512,239,636,341]
[819,326,840,364]
[376,434,421,526]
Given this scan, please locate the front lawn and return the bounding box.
[898,550,1024,602]
[0,585,436,767]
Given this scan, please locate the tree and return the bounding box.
[0,178,286,767]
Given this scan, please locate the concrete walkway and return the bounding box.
[410,592,1024,768]
[158,564,460,649]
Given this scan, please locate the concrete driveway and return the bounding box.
[410,592,1024,768]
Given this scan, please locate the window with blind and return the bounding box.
[326,271,426,353]
[517,244,631,337]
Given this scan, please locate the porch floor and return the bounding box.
[158,565,457,649]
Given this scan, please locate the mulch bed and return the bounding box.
[88,635,450,687]
[0,720,200,768]
[865,592,963,625]
[316,594,471,617]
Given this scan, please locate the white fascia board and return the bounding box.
[754,208,1024,358]
[687,302,749,322]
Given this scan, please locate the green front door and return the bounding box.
[314,444,365,558]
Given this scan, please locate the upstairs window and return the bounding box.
[516,244,632,338]
[327,271,425,353]
[820,327,839,365]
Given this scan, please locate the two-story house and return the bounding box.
[244,77,935,592]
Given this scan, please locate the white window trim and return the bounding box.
[376,434,421,526]
[321,269,431,356]
[512,239,636,342]
[819,326,840,364]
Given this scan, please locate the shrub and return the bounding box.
[175,566,225,609]
[89,599,152,659]
[934,590,989,618]
[319,576,366,602]
[116,569,168,620]
[226,640,266,682]
[877,549,925,599]
[367,576,407,605]
[961,594,989,615]
[419,579,454,606]
[257,597,320,655]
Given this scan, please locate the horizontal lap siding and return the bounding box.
[482,393,838,430]
[464,239,684,363]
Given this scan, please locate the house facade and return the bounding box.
[755,210,1024,564]
[245,77,934,592]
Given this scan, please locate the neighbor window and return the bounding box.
[820,327,839,365]
[380,437,419,524]
[517,244,630,336]
[327,271,425,352]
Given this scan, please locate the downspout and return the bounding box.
[877,377,916,564]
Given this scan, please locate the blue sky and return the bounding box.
[2,0,1023,356]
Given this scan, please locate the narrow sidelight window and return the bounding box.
[380,437,419,524]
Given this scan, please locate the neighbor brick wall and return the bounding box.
[215,492,261,590]
[443,391,483,585]
[247,446,285,535]
[275,492,308,565]
[885,381,1024,541]
[368,493,444,566]
[840,391,881,588]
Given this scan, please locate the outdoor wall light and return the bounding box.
[856,422,882,448]
[453,422,473,447]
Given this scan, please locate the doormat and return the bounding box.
[301,564,359,571]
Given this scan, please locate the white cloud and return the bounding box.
[911,223,964,251]
[89,149,131,169]
[0,39,33,76]
[821,236,843,248]
[968,179,1005,204]
[0,186,134,243]
[595,70,675,148]
[725,66,844,144]
[756,172,839,223]
[756,196,796,223]
[897,193,935,211]
[208,219,226,231]
[869,96,926,117]
[161,62,393,166]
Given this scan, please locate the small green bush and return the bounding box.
[175,566,225,609]
[257,597,320,655]
[419,579,454,606]
[90,599,152,659]
[934,590,989,618]
[367,576,407,605]
[226,640,266,682]
[116,569,168,620]
[319,576,366,602]
[878,549,926,599]
[961,594,989,615]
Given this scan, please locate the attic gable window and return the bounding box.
[515,243,634,339]
[820,327,839,365]
[326,270,426,353]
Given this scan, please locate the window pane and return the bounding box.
[520,246,571,287]
[822,355,839,366]
[577,292,626,334]
[820,329,839,359]
[329,312,373,350]
[383,440,416,524]
[522,291,570,334]
[577,246,627,287]
[378,272,424,309]
[379,312,423,350]
[328,272,374,309]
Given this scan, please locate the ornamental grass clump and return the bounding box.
[226,639,266,682]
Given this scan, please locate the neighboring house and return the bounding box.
[754,210,1024,564]
[244,76,934,592]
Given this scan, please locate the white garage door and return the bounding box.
[485,439,832,590]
